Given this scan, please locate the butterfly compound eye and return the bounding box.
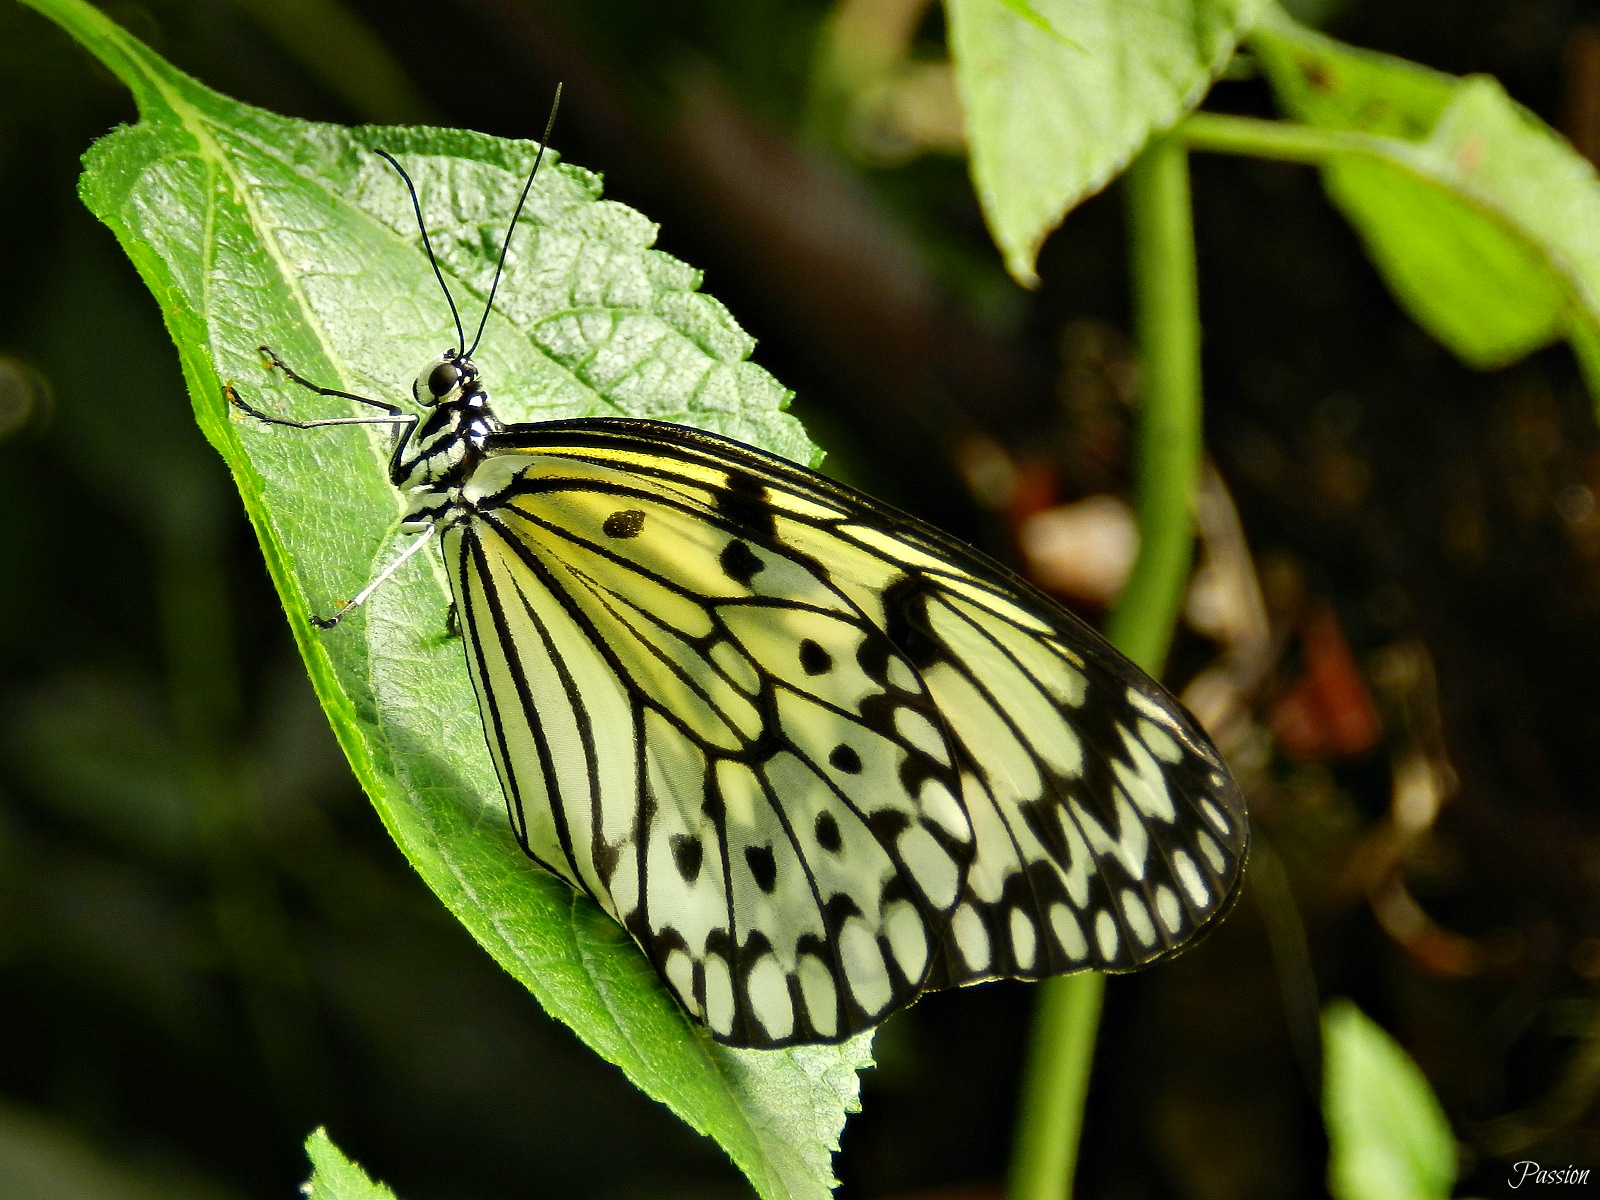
[428,360,462,398]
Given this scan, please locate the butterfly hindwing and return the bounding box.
[442,418,1246,1046]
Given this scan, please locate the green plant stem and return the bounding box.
[1179,110,1405,167]
[1009,971,1106,1200]
[1108,134,1204,671]
[1007,133,1204,1200]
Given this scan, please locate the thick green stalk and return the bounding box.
[1007,134,1204,1200]
[1107,134,1204,670]
[1008,971,1106,1200]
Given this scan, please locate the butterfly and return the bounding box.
[227,110,1248,1048]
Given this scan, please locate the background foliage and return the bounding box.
[2,0,1597,1197]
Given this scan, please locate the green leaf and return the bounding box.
[1322,1000,1457,1200]
[947,0,1266,285]
[1254,11,1600,398]
[24,0,871,1196]
[303,1129,398,1200]
[988,0,1077,42]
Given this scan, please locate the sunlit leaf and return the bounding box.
[1256,10,1600,403]
[948,0,1264,284]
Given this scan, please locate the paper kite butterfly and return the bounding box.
[227,102,1248,1047]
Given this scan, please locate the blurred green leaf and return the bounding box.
[1255,11,1600,401]
[1322,1000,1457,1200]
[947,0,1265,285]
[23,0,870,1196]
[303,1129,398,1200]
[989,0,1075,41]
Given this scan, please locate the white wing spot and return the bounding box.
[952,904,991,972]
[1174,850,1211,908]
[888,657,918,691]
[797,954,838,1039]
[1031,637,1088,706]
[841,916,893,1016]
[704,954,736,1036]
[1094,910,1119,960]
[607,843,640,921]
[897,823,961,909]
[1087,791,1150,877]
[1121,889,1157,948]
[895,707,946,759]
[1139,718,1183,764]
[1198,830,1228,876]
[1009,909,1038,971]
[1155,885,1182,934]
[665,950,697,1013]
[918,778,971,843]
[1050,904,1088,959]
[1115,728,1178,823]
[1201,798,1233,836]
[1056,658,1088,706]
[1126,686,1174,726]
[961,783,1016,903]
[885,901,930,982]
[1054,807,1094,907]
[747,954,794,1042]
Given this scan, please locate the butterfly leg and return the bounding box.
[257,345,408,417]
[310,523,440,628]
[225,348,431,627]
[224,347,415,432]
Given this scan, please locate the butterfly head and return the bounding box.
[414,351,481,408]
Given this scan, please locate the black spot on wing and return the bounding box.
[881,572,945,670]
[745,844,778,893]
[603,508,646,538]
[865,808,912,841]
[856,636,891,683]
[720,539,763,586]
[828,743,863,774]
[671,834,703,883]
[815,811,843,852]
[798,638,832,675]
[714,470,776,539]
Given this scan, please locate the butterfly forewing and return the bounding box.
[440,418,1245,1046]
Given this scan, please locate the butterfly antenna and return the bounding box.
[375,148,468,355]
[465,82,563,358]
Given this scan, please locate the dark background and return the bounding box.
[2,1,1598,1197]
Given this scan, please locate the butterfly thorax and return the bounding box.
[393,351,502,530]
